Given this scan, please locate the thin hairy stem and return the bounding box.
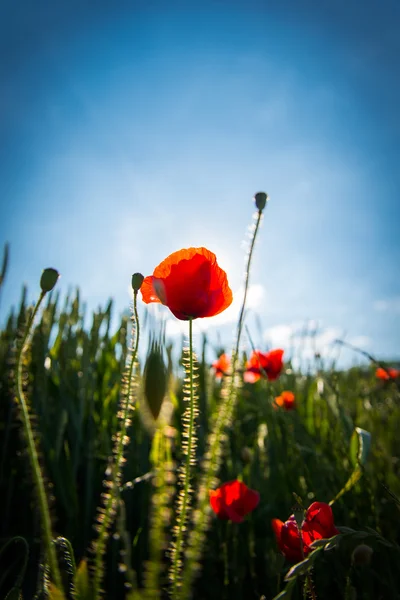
[235,209,263,360]
[335,338,400,389]
[170,317,197,598]
[16,291,64,593]
[92,291,141,599]
[181,207,264,596]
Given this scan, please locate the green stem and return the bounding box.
[92,290,140,598]
[181,208,264,596]
[235,209,263,360]
[171,317,195,598]
[210,208,263,467]
[16,292,64,592]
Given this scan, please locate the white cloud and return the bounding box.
[348,335,371,348]
[155,283,266,337]
[263,321,346,359]
[373,297,400,313]
[263,323,293,347]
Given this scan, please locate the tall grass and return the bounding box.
[0,224,400,599]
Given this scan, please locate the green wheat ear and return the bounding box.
[141,427,176,599]
[168,320,199,598]
[91,280,142,599]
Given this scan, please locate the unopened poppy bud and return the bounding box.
[40,268,60,293]
[241,446,253,464]
[132,272,144,292]
[292,503,305,530]
[352,544,373,566]
[143,343,167,420]
[254,191,268,211]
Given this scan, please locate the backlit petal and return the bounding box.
[141,276,162,304]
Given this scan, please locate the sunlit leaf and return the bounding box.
[48,584,66,600]
[330,427,371,505]
[350,427,371,468]
[284,557,311,581]
[74,559,92,600]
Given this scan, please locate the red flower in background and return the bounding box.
[141,247,232,321]
[272,502,339,563]
[210,480,260,523]
[212,353,230,378]
[244,349,284,383]
[274,390,296,411]
[376,367,399,381]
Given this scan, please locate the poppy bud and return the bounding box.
[241,446,253,464]
[292,503,305,530]
[254,191,268,212]
[143,342,167,420]
[352,544,373,566]
[132,272,144,292]
[40,268,60,293]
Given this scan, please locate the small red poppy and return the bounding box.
[212,353,230,378]
[209,480,260,523]
[244,349,284,383]
[141,247,232,321]
[272,502,339,562]
[274,390,296,411]
[376,367,399,381]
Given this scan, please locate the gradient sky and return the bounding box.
[1,0,399,366]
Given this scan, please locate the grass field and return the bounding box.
[1,200,400,600]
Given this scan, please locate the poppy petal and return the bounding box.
[209,489,228,519]
[141,276,162,304]
[212,353,230,377]
[224,505,245,523]
[280,520,304,562]
[210,480,259,523]
[272,518,284,540]
[244,371,261,383]
[305,502,339,539]
[241,488,260,514]
[142,247,232,320]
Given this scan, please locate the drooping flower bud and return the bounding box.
[291,495,305,530]
[292,503,305,530]
[254,191,268,211]
[131,272,144,292]
[143,342,167,420]
[352,544,373,566]
[40,268,60,293]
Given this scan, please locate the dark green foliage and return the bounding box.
[1,286,400,599]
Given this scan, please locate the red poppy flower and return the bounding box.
[212,353,230,378]
[273,390,296,411]
[209,480,260,523]
[141,247,232,321]
[272,502,339,562]
[244,349,284,383]
[376,367,399,381]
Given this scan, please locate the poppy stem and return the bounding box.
[235,208,263,361]
[15,291,64,594]
[180,202,265,597]
[92,288,141,598]
[170,317,197,598]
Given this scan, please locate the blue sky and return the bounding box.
[0,0,399,366]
